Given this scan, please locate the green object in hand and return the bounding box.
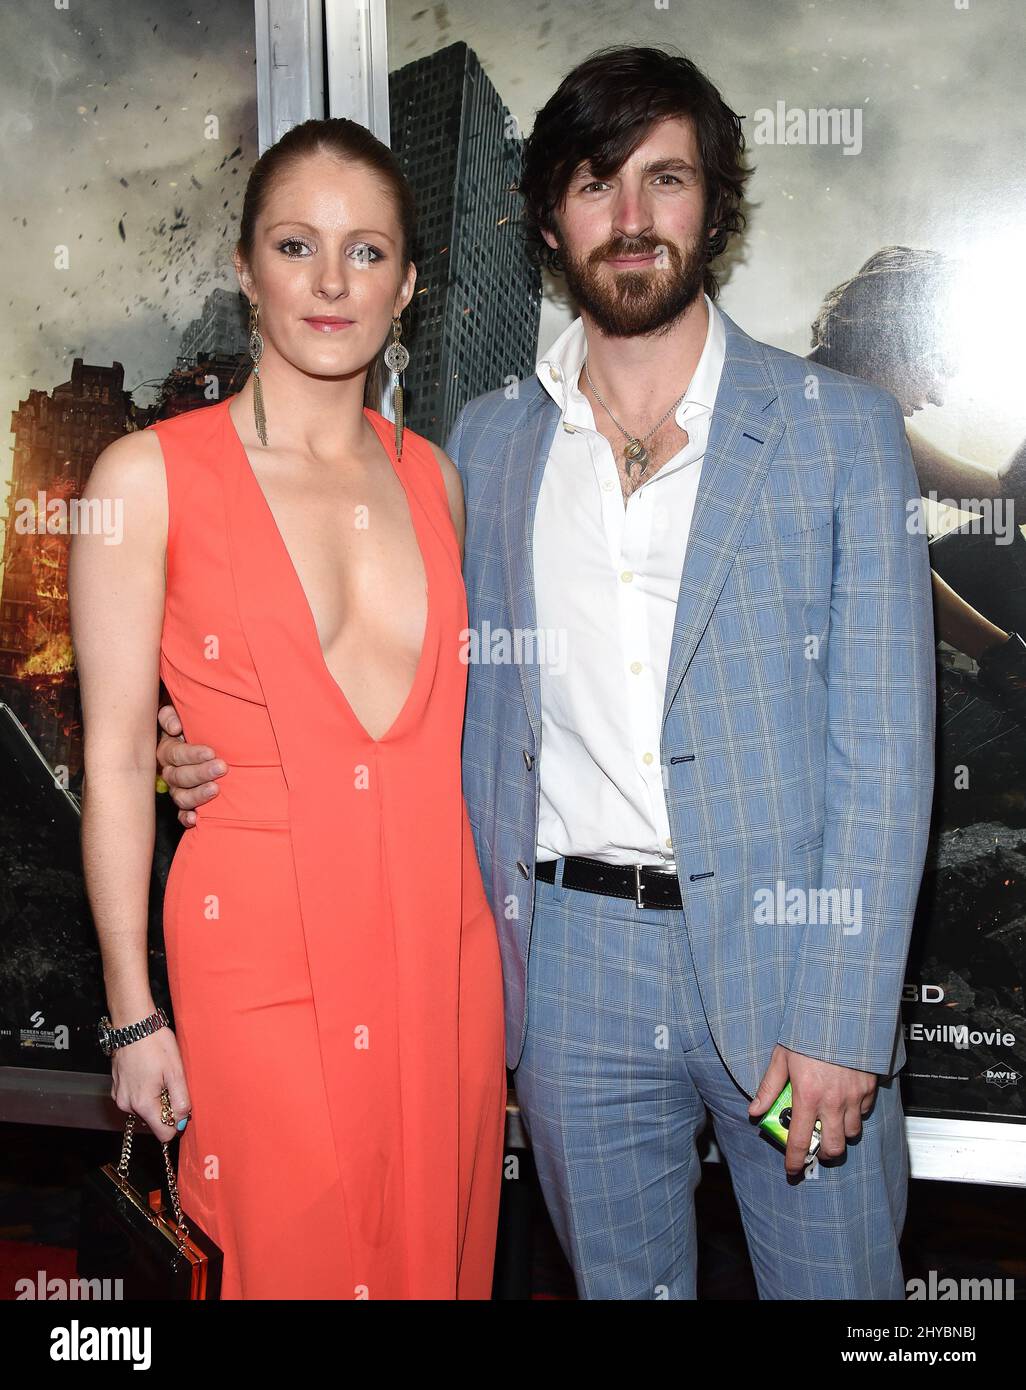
[759,1081,822,1162]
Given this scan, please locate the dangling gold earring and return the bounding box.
[383,313,410,460]
[248,300,268,446]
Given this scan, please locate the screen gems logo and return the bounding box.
[20,1010,70,1050]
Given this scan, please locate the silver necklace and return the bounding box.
[584,360,688,477]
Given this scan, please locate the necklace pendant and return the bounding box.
[624,439,649,476]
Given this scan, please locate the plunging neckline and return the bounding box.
[224,397,433,745]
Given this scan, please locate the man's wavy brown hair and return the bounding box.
[518,45,751,300]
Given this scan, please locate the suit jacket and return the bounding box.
[445,305,936,1097]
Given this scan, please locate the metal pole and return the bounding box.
[254,0,326,154]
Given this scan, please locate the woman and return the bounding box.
[808,245,1026,718]
[68,118,507,1299]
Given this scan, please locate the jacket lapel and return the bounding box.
[660,310,785,727]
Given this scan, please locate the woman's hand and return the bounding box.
[111,1027,192,1143]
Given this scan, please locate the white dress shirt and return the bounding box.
[532,293,727,869]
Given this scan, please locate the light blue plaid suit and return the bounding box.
[445,307,936,1298]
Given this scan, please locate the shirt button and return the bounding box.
[523,749,535,770]
[602,479,615,491]
[549,367,560,382]
[620,570,633,583]
[562,421,576,433]
[517,860,531,879]
[630,661,643,674]
[642,752,654,765]
[665,838,672,848]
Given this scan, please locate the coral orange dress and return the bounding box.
[148,397,506,1299]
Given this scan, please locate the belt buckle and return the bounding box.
[634,864,645,909]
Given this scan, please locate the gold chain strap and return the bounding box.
[116,1085,190,1256]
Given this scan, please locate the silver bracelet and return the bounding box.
[98,1007,169,1057]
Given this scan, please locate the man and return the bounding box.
[156,46,936,1298]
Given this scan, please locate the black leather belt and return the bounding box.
[535,855,683,909]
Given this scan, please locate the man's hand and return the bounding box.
[156,703,227,827]
[748,1044,877,1178]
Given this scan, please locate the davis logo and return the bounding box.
[979,1061,1022,1090]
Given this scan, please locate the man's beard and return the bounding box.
[556,228,707,338]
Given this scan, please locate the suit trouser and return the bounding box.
[511,859,909,1300]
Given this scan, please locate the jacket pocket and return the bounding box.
[791,827,824,853]
[738,508,832,549]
